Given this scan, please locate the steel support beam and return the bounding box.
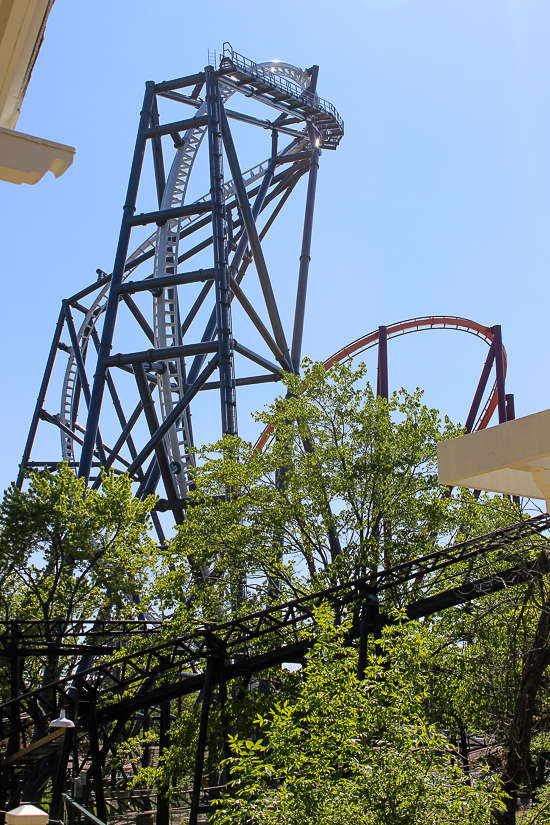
[125,355,219,480]
[189,658,215,825]
[120,294,155,344]
[492,324,507,424]
[185,133,284,387]
[133,363,180,520]
[90,401,144,489]
[116,268,215,295]
[143,114,209,140]
[127,201,212,228]
[377,325,388,400]
[291,137,320,373]
[79,81,156,484]
[155,73,207,93]
[104,341,218,369]
[17,307,65,487]
[465,341,495,434]
[151,95,165,207]
[229,276,285,364]
[205,66,237,436]
[220,106,290,363]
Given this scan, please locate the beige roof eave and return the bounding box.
[438,408,550,509]
[0,0,55,130]
[0,124,74,183]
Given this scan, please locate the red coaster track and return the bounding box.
[256,315,507,451]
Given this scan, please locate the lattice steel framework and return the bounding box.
[1,514,549,825]
[18,45,344,532]
[9,45,527,825]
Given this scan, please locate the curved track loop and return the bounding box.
[60,61,312,472]
[255,315,506,451]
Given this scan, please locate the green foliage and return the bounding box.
[0,463,157,623]
[105,729,157,776]
[212,606,505,825]
[155,360,505,630]
[0,464,159,698]
[5,367,546,819]
[517,783,550,823]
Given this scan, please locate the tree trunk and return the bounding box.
[493,558,550,825]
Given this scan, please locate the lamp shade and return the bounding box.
[6,805,49,825]
[49,709,74,729]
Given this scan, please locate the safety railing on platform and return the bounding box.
[221,43,344,134]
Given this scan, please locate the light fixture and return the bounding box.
[49,709,75,729]
[6,805,49,825]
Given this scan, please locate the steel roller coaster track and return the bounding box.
[7,43,525,825]
[17,44,343,533]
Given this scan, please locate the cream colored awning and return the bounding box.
[438,408,550,509]
[0,0,54,129]
[0,125,74,183]
[0,0,75,184]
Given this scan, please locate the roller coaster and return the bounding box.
[4,44,542,825]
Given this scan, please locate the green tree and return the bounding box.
[154,360,522,630]
[211,606,505,825]
[0,464,158,708]
[423,547,550,823]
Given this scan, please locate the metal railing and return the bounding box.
[221,43,344,134]
[62,795,106,825]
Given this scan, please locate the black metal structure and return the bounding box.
[17,45,344,537]
[1,514,549,822]
[8,44,543,825]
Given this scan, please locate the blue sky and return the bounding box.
[1,0,549,493]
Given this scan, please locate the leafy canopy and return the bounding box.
[212,606,505,825]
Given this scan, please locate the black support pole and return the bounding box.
[79,81,156,484]
[205,66,237,437]
[17,307,65,488]
[86,703,107,824]
[465,341,495,433]
[156,700,171,825]
[62,301,107,466]
[185,130,282,387]
[151,95,166,207]
[377,326,388,400]
[90,400,144,489]
[492,325,507,425]
[291,134,320,373]
[220,107,290,363]
[125,355,219,480]
[133,363,181,520]
[50,727,74,820]
[189,657,215,825]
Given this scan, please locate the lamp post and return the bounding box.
[49,689,78,821]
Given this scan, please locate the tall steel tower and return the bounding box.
[18,45,344,534]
